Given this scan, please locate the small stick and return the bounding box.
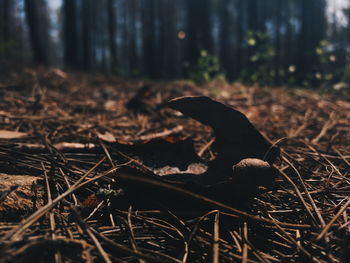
[213,211,220,263]
[139,125,183,141]
[332,147,350,168]
[282,156,326,228]
[3,157,107,241]
[278,168,318,226]
[242,222,248,263]
[42,162,62,263]
[316,197,350,241]
[70,205,112,263]
[198,138,215,157]
[91,228,179,263]
[127,207,146,263]
[311,112,337,144]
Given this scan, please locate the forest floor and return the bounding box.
[0,68,349,263]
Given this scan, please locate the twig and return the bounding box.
[139,125,183,141]
[278,167,318,226]
[311,112,337,144]
[2,157,107,241]
[70,205,112,263]
[127,207,146,263]
[242,222,248,263]
[282,156,326,228]
[213,211,220,263]
[316,197,350,241]
[42,162,62,263]
[198,138,215,157]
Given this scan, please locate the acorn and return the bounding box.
[207,158,279,207]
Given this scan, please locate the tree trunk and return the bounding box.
[297,0,326,84]
[63,0,79,69]
[274,0,282,85]
[24,0,51,66]
[236,0,245,77]
[0,0,14,61]
[82,0,93,71]
[128,0,138,74]
[107,0,117,73]
[187,0,212,67]
[220,0,234,79]
[142,0,156,78]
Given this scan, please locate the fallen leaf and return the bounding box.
[111,137,202,170]
[111,164,277,212]
[97,131,116,143]
[167,96,279,161]
[0,130,28,139]
[51,68,67,79]
[155,162,208,176]
[166,96,280,184]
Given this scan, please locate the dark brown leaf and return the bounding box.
[110,136,202,170]
[167,96,280,164]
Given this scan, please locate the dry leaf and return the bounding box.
[97,131,116,142]
[112,137,202,170]
[167,96,280,164]
[0,130,28,139]
[166,96,280,185]
[51,68,67,79]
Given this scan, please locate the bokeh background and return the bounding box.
[1,0,350,87]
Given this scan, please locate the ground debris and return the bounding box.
[0,174,44,220]
[0,69,349,262]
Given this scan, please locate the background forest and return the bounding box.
[0,0,350,87]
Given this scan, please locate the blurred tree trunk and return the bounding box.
[157,0,170,78]
[246,0,259,75]
[220,0,233,79]
[107,0,117,73]
[63,0,79,69]
[24,0,51,66]
[297,0,326,84]
[82,0,94,71]
[236,0,246,77]
[0,0,14,61]
[164,0,177,78]
[0,0,12,44]
[160,0,168,77]
[152,0,163,78]
[274,0,282,84]
[247,0,259,31]
[142,0,156,78]
[284,1,293,70]
[128,0,138,74]
[187,0,212,67]
[297,0,311,81]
